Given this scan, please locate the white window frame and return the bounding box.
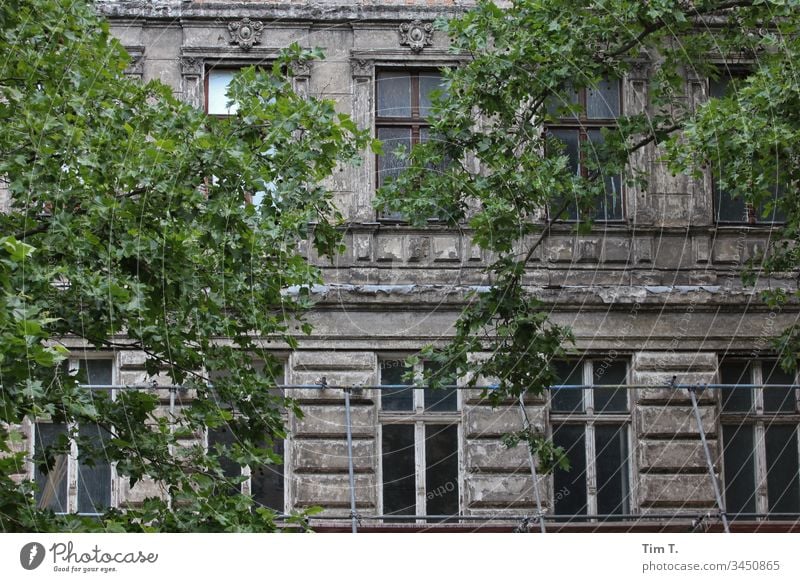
[718,358,800,516]
[377,357,463,522]
[549,358,635,519]
[29,354,118,515]
[204,360,289,515]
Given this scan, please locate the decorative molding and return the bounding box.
[350,58,374,78]
[180,56,204,77]
[228,18,263,52]
[124,46,145,78]
[290,59,312,78]
[628,60,651,81]
[399,20,433,53]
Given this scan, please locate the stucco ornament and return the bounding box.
[228,18,263,51]
[399,20,433,53]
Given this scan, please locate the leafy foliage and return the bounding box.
[376,0,800,471]
[0,0,374,531]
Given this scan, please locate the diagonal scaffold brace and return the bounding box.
[518,394,547,533]
[677,376,731,534]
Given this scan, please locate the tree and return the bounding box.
[0,0,374,531]
[377,0,800,465]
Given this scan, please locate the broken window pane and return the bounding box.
[381,424,416,516]
[380,360,413,411]
[425,424,459,520]
[722,424,756,517]
[552,424,587,517]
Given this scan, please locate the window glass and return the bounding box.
[719,361,752,412]
[722,424,756,516]
[423,361,457,412]
[551,360,584,413]
[34,423,69,513]
[376,127,412,189]
[376,72,412,117]
[208,70,239,116]
[586,129,622,220]
[552,424,587,517]
[595,424,629,515]
[419,72,444,117]
[380,360,413,411]
[710,71,785,224]
[77,423,112,514]
[424,424,459,519]
[381,424,416,516]
[765,425,800,514]
[251,439,285,512]
[762,360,796,413]
[586,78,620,119]
[593,360,628,413]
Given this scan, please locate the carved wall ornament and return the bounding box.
[228,18,263,51]
[290,59,312,78]
[350,58,374,78]
[399,20,433,53]
[180,56,204,76]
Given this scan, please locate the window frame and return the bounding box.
[709,67,786,226]
[548,358,634,519]
[545,78,625,222]
[374,68,446,222]
[718,358,800,518]
[377,357,463,522]
[205,359,289,515]
[30,355,117,516]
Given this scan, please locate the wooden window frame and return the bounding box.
[31,356,117,516]
[377,357,462,522]
[549,358,634,519]
[718,358,800,518]
[374,69,444,221]
[545,79,625,222]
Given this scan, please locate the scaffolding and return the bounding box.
[73,380,800,533]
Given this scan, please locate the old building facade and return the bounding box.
[17,0,800,531]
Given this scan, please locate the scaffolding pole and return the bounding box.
[518,394,546,533]
[682,379,731,534]
[343,385,359,533]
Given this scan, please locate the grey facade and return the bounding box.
[14,1,800,531]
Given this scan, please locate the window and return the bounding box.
[206,362,286,513]
[719,359,799,518]
[204,65,278,208]
[710,71,786,224]
[206,68,240,116]
[33,358,114,515]
[379,359,460,521]
[545,78,623,221]
[549,358,631,519]
[375,70,445,220]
